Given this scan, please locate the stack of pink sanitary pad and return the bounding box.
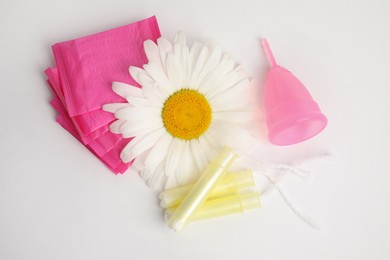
[45,16,161,174]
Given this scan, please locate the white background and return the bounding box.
[1,0,390,259]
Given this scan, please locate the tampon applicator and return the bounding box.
[165,192,261,222]
[160,170,254,208]
[167,146,238,231]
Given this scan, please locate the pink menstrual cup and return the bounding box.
[262,39,327,145]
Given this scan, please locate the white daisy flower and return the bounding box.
[103,32,258,189]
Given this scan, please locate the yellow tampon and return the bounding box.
[160,170,254,208]
[165,192,261,222]
[166,146,237,231]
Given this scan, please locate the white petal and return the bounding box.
[207,71,248,99]
[205,125,225,147]
[174,140,201,185]
[173,42,182,57]
[198,54,235,96]
[208,78,250,106]
[166,52,182,89]
[143,62,176,94]
[132,151,148,171]
[189,46,209,89]
[210,123,254,151]
[129,66,145,85]
[136,69,155,86]
[129,66,156,87]
[144,40,162,66]
[139,158,156,181]
[118,121,132,132]
[171,36,190,87]
[102,103,129,113]
[112,82,143,98]
[209,93,253,113]
[139,168,150,183]
[180,45,190,87]
[114,106,160,121]
[212,111,255,124]
[145,161,167,190]
[144,134,173,171]
[120,128,165,163]
[157,37,173,68]
[174,31,186,46]
[108,120,126,134]
[121,119,163,138]
[175,140,188,183]
[194,45,222,88]
[198,135,218,162]
[137,71,169,101]
[189,139,208,173]
[203,127,220,150]
[164,173,179,190]
[126,96,162,107]
[188,42,202,84]
[234,64,250,77]
[164,138,183,178]
[131,160,142,172]
[175,141,198,185]
[185,162,200,185]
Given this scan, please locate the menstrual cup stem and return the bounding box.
[262,38,277,67]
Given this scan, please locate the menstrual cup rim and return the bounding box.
[268,112,328,146]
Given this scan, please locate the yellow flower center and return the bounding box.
[162,89,212,140]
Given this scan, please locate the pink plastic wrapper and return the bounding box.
[45,16,161,174]
[47,73,130,173]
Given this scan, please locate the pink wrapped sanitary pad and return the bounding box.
[45,16,161,174]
